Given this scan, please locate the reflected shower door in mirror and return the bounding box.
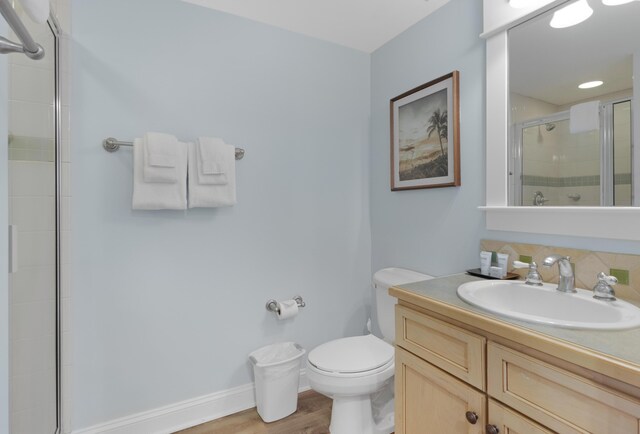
[512,99,632,206]
[508,0,639,206]
[7,12,60,434]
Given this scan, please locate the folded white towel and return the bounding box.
[143,132,178,183]
[133,139,188,210]
[188,140,236,208]
[570,101,600,134]
[197,137,229,185]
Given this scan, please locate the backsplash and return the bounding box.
[481,240,640,303]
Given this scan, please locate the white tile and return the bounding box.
[62,331,72,367]
[62,162,71,197]
[60,262,71,299]
[56,4,71,34]
[10,400,56,434]
[10,196,55,231]
[61,197,71,230]
[9,161,55,197]
[17,231,56,268]
[61,139,71,163]
[61,364,73,433]
[9,64,54,104]
[10,300,55,341]
[61,396,72,434]
[61,231,70,265]
[10,334,56,376]
[61,297,71,333]
[61,105,70,143]
[60,71,70,106]
[59,36,71,74]
[10,265,55,304]
[9,100,54,139]
[10,369,56,413]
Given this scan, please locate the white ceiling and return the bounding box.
[181,0,451,53]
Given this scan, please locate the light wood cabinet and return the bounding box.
[395,347,486,434]
[486,400,553,434]
[488,342,640,434]
[396,305,486,390]
[395,302,640,434]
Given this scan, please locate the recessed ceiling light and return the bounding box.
[550,0,594,28]
[578,80,603,89]
[602,0,636,5]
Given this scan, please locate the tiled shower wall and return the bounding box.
[6,1,71,433]
[8,8,57,433]
[481,239,640,303]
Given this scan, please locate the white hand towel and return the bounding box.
[570,101,600,134]
[197,137,229,185]
[143,132,178,183]
[133,139,188,210]
[18,0,49,24]
[188,141,237,208]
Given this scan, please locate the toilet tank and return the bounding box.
[373,268,432,342]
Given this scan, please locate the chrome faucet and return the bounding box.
[542,254,576,293]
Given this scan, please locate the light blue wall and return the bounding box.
[370,0,486,276]
[370,0,640,279]
[0,19,9,434]
[71,0,371,428]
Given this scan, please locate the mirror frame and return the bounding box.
[481,0,640,241]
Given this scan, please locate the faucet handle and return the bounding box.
[513,261,543,286]
[593,272,617,301]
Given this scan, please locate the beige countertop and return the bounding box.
[390,273,640,388]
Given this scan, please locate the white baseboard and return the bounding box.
[72,370,309,434]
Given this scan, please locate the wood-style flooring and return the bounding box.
[175,390,332,434]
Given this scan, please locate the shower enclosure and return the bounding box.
[511,99,632,207]
[7,10,61,434]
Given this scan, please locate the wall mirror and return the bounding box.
[508,0,638,207]
[483,0,640,240]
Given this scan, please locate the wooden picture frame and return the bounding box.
[390,71,460,190]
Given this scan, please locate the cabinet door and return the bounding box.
[396,347,486,434]
[487,400,554,434]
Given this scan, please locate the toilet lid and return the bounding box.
[308,335,394,374]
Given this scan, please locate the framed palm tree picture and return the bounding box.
[390,71,460,190]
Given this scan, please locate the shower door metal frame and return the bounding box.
[50,12,62,434]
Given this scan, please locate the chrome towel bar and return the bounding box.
[102,137,245,160]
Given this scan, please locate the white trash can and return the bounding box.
[249,342,306,422]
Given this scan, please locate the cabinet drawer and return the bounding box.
[488,342,640,434]
[488,399,553,434]
[396,305,486,390]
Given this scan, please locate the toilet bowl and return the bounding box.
[306,268,432,434]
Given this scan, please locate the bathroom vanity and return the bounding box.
[391,274,640,433]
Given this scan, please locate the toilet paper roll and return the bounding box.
[276,299,299,320]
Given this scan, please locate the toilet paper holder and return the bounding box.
[265,295,305,314]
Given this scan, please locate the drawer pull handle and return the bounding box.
[465,411,479,424]
[486,424,500,434]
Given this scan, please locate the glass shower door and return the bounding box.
[7,13,59,434]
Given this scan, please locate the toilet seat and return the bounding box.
[308,335,394,375]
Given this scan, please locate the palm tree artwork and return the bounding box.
[427,108,448,157]
[391,71,460,190]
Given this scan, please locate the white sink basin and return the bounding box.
[457,280,640,330]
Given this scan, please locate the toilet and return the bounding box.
[306,268,432,434]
